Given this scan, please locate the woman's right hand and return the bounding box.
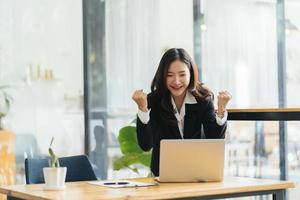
[132,89,148,112]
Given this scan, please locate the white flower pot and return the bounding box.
[43,167,67,190]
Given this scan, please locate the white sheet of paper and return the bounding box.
[88,180,157,188]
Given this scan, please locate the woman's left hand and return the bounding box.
[217,90,232,112]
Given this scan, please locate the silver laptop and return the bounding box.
[158,139,225,182]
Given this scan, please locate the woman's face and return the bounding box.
[166,60,191,98]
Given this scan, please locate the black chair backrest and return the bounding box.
[25,155,97,184]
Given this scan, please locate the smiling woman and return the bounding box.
[132,48,231,176]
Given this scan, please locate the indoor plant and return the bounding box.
[0,85,16,186]
[113,120,152,176]
[43,137,67,190]
[0,85,13,129]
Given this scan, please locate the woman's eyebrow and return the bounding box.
[167,70,186,74]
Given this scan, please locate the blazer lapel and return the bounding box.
[183,104,200,139]
[161,112,182,139]
[169,123,182,139]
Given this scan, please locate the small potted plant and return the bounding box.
[43,137,67,190]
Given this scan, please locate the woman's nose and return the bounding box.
[174,76,180,84]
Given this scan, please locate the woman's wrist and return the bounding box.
[139,106,148,112]
[217,106,226,118]
[216,112,224,118]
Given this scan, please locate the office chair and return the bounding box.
[25,155,97,184]
[15,134,41,164]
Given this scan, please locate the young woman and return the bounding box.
[132,48,231,176]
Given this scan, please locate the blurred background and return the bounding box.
[0,0,300,199]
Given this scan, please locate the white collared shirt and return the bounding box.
[138,92,227,139]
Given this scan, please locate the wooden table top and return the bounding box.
[0,177,295,200]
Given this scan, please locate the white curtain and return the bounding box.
[106,0,160,113]
[202,0,278,108]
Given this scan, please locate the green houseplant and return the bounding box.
[0,85,13,130]
[0,85,15,186]
[113,120,152,176]
[43,137,67,190]
[48,137,60,167]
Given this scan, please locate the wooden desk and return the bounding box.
[0,177,295,200]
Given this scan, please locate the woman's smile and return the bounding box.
[170,85,183,90]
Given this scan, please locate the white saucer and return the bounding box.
[43,185,66,190]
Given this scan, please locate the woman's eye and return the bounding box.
[167,74,173,77]
[180,74,186,77]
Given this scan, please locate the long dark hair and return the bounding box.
[150,48,212,125]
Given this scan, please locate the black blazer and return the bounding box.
[136,94,227,176]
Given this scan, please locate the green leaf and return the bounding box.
[113,118,153,174]
[131,167,139,174]
[55,158,60,167]
[48,137,59,168]
[138,153,152,167]
[4,96,10,113]
[50,137,54,148]
[49,148,55,157]
[113,154,140,170]
[118,126,143,154]
[113,152,151,173]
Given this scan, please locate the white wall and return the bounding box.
[0,0,84,156]
[159,0,194,55]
